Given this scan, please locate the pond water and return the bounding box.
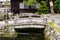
[0,33,45,40]
[0,28,45,40]
[16,33,45,40]
[16,28,45,40]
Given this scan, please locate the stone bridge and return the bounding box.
[0,13,47,40]
[12,14,46,40]
[0,13,47,34]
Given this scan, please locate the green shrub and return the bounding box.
[54,0,60,13]
[37,1,49,15]
[23,0,36,6]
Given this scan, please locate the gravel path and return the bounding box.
[42,14,60,25]
[49,14,60,25]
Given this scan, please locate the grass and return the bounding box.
[0,31,17,37]
[0,25,18,37]
[48,21,60,32]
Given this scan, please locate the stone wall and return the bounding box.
[44,26,60,40]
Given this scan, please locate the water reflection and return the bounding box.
[16,33,45,40]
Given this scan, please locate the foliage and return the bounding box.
[54,0,60,13]
[3,2,10,6]
[48,21,60,32]
[23,0,49,14]
[0,13,10,21]
[37,1,49,15]
[48,21,55,27]
[23,0,36,6]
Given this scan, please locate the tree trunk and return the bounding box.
[49,0,55,14]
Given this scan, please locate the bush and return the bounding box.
[54,0,60,13]
[37,1,49,15]
[23,0,36,6]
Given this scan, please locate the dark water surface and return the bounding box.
[0,33,45,40]
[0,28,45,40]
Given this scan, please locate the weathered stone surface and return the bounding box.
[44,26,60,40]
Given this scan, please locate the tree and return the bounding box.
[49,0,55,14]
[37,1,49,15]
